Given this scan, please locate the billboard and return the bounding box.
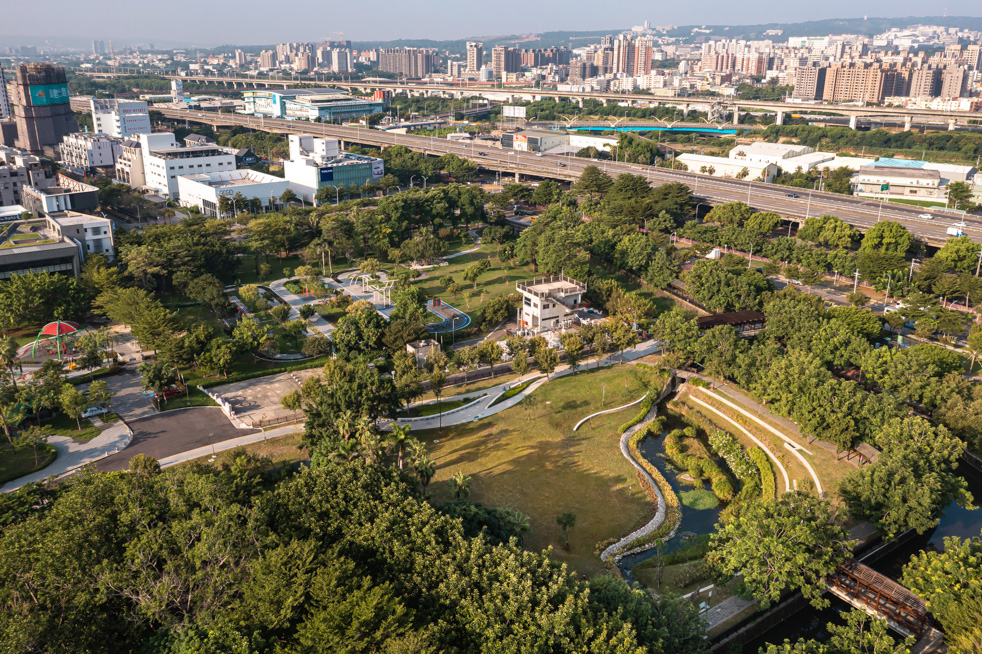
[371,160,384,180]
[29,83,70,106]
[319,167,334,183]
[502,105,527,119]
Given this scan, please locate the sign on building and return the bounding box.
[502,105,527,119]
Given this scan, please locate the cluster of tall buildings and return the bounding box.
[793,61,971,103]
[257,40,354,73]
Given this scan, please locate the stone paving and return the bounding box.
[209,368,320,426]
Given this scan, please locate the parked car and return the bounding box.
[557,162,566,167]
[82,406,109,419]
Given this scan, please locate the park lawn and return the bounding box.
[159,387,219,411]
[235,254,307,286]
[402,395,484,418]
[313,302,348,324]
[3,325,43,347]
[40,413,101,441]
[416,364,657,577]
[888,198,947,208]
[172,304,227,332]
[0,443,57,484]
[415,370,523,402]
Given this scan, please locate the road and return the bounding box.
[74,98,980,246]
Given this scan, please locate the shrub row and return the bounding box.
[707,429,759,484]
[664,427,734,502]
[618,395,653,433]
[674,562,712,590]
[749,447,776,500]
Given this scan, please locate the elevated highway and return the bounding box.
[75,97,980,246]
[78,69,982,130]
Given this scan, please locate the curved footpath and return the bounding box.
[600,405,674,563]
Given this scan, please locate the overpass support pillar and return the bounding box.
[515,172,521,182]
[682,104,689,119]
[904,115,912,132]
[948,118,957,131]
[576,98,584,108]
[775,110,785,126]
[848,115,858,130]
[601,98,608,106]
[732,105,739,124]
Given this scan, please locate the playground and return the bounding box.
[16,321,86,365]
[424,297,471,333]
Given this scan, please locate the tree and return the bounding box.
[387,424,412,471]
[556,512,576,551]
[298,304,315,321]
[902,531,982,654]
[860,221,914,255]
[968,324,982,372]
[571,165,613,198]
[87,380,113,410]
[429,369,447,431]
[764,609,913,654]
[705,201,753,227]
[450,472,472,500]
[841,417,971,537]
[846,291,870,307]
[534,347,559,378]
[477,340,504,378]
[232,316,270,353]
[186,274,226,311]
[559,333,584,372]
[511,348,531,380]
[280,389,303,423]
[16,424,49,467]
[59,384,89,431]
[279,188,298,205]
[612,322,639,362]
[302,335,332,359]
[0,337,20,391]
[707,491,853,609]
[645,250,681,290]
[947,180,975,211]
[137,360,176,397]
[462,259,491,289]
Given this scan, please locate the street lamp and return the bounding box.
[410,175,418,188]
[331,185,341,204]
[421,175,428,189]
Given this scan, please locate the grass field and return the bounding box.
[415,364,660,576]
[40,413,100,441]
[0,443,56,484]
[887,198,947,208]
[159,387,219,411]
[176,432,308,470]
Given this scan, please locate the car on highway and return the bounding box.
[477,151,487,156]
[786,193,800,199]
[918,213,934,220]
[557,162,566,167]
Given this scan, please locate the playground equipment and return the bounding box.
[355,274,394,307]
[28,321,82,361]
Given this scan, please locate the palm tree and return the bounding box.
[499,508,531,544]
[414,453,435,495]
[329,438,361,464]
[334,410,356,444]
[387,424,412,470]
[357,423,384,465]
[450,471,472,500]
[556,512,577,551]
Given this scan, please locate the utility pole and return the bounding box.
[853,269,860,293]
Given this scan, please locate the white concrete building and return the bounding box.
[676,153,778,183]
[729,142,814,167]
[283,135,383,203]
[46,211,115,261]
[177,169,292,217]
[854,166,942,201]
[90,99,151,138]
[60,132,120,171]
[517,274,587,334]
[139,132,237,200]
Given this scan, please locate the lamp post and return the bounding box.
[410,175,418,188]
[331,185,341,204]
[421,175,428,189]
[909,258,920,282]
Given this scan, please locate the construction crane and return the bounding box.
[335,32,344,46]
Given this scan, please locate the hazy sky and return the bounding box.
[2,0,981,46]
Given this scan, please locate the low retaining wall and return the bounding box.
[573,393,647,431]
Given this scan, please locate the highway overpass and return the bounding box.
[77,69,982,131]
[72,97,981,247]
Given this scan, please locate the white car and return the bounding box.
[918,213,933,220]
[82,406,109,419]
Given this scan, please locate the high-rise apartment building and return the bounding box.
[466,42,484,72]
[908,67,941,98]
[259,50,277,69]
[235,49,247,66]
[92,40,106,56]
[940,66,969,98]
[0,64,10,120]
[377,48,440,78]
[7,64,77,154]
[491,46,521,79]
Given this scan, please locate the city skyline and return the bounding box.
[2,2,982,48]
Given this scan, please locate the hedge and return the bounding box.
[749,447,776,500]
[618,395,653,433]
[68,363,124,385]
[664,427,734,502]
[488,376,540,407]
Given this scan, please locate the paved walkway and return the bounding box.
[267,278,334,338]
[388,340,663,431]
[1,422,132,492]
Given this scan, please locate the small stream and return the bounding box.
[617,412,725,578]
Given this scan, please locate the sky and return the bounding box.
[1,0,981,47]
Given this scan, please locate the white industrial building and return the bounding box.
[854,166,942,201]
[676,153,778,183]
[138,132,237,200]
[729,142,814,167]
[283,135,383,204]
[60,132,120,172]
[177,170,292,217]
[90,99,152,138]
